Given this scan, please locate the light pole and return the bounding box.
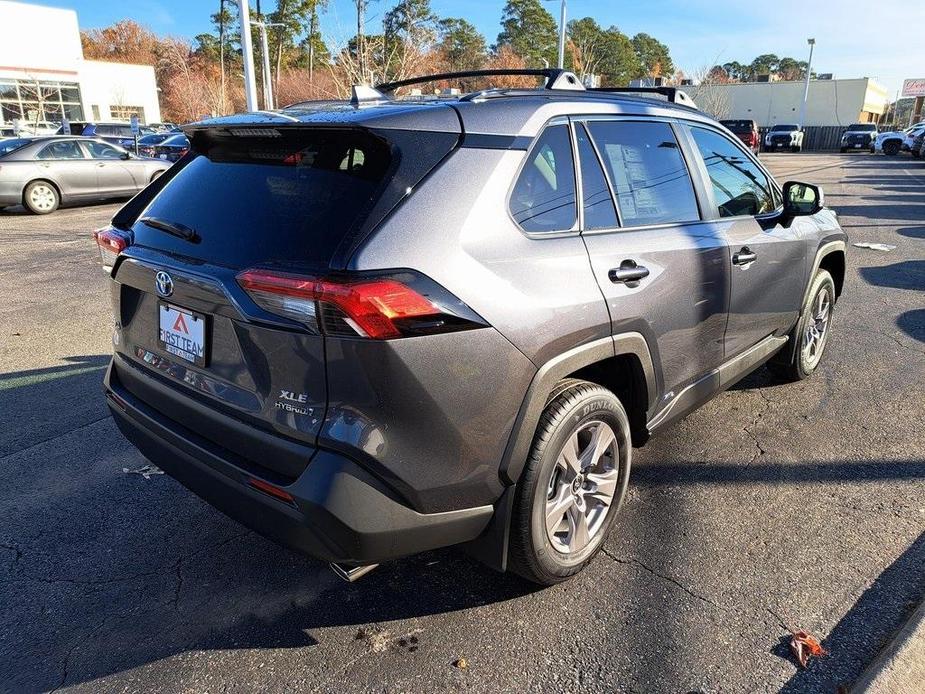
[557,0,567,69]
[238,0,259,111]
[798,38,815,131]
[252,20,285,110]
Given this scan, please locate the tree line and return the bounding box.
[79,0,819,124]
[80,0,676,123]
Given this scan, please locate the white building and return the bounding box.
[0,0,162,129]
[690,78,888,127]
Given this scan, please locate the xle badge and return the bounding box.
[275,390,311,415]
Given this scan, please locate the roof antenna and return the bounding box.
[351,84,387,105]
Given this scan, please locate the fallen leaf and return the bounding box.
[790,630,828,668]
[454,658,468,669]
[852,242,895,252]
[122,464,164,480]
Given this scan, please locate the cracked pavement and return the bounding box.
[1,154,923,693]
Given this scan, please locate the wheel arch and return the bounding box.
[804,240,846,308]
[498,333,657,487]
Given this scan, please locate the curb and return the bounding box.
[850,598,925,693]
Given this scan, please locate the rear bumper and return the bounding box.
[104,360,494,564]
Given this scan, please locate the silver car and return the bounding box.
[0,136,171,214]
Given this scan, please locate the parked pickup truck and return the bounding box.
[872,123,925,155]
[764,124,804,152]
[839,123,878,153]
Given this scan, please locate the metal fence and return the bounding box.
[758,126,849,151]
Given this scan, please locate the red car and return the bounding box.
[720,119,760,155]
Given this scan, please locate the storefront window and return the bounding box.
[0,79,82,127]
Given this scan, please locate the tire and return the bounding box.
[23,180,59,214]
[768,269,836,382]
[883,141,901,156]
[508,380,632,585]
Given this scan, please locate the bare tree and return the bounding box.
[688,64,732,120]
[18,78,60,131]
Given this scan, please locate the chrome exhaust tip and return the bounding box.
[329,562,379,583]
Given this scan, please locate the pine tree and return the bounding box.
[496,0,559,69]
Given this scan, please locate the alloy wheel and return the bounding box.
[802,285,832,369]
[545,420,620,554]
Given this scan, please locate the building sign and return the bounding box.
[901,79,925,98]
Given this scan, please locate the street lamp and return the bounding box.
[252,20,285,110]
[798,38,816,131]
[238,0,259,112]
[557,0,567,70]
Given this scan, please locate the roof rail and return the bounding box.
[588,86,698,109]
[375,69,585,94]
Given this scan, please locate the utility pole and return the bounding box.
[356,0,367,84]
[557,0,567,69]
[238,0,259,111]
[253,20,284,109]
[218,0,226,114]
[798,38,815,131]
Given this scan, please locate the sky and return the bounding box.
[34,0,925,95]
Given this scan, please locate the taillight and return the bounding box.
[236,268,486,339]
[93,227,132,274]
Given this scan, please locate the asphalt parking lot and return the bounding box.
[1,153,923,693]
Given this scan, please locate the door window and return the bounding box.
[509,124,577,233]
[690,127,775,218]
[586,120,700,227]
[37,140,85,160]
[575,123,618,230]
[83,141,124,159]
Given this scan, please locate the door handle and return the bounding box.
[608,259,650,284]
[733,247,758,265]
[96,162,106,167]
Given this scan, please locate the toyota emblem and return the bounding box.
[155,271,174,297]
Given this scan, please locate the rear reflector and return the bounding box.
[93,227,132,274]
[247,477,295,504]
[237,269,450,339]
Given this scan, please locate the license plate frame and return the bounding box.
[157,301,209,367]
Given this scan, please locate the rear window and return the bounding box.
[720,120,755,134]
[0,138,32,157]
[131,127,456,267]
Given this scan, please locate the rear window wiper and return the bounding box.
[140,216,200,243]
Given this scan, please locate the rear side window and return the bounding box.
[690,127,775,218]
[586,120,700,227]
[575,123,617,230]
[38,141,85,160]
[509,124,577,233]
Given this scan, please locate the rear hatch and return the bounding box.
[105,116,460,480]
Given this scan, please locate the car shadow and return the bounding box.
[0,354,111,457]
[897,226,925,240]
[897,309,925,343]
[858,261,925,291]
[778,531,925,693]
[2,363,924,692]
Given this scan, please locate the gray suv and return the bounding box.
[96,70,847,585]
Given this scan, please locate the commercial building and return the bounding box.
[0,0,161,129]
[691,77,889,127]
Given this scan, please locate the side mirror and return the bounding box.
[121,151,132,160]
[782,180,824,217]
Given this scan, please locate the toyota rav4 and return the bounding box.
[96,69,847,585]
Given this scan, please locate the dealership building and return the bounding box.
[0,0,161,129]
[690,77,889,127]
